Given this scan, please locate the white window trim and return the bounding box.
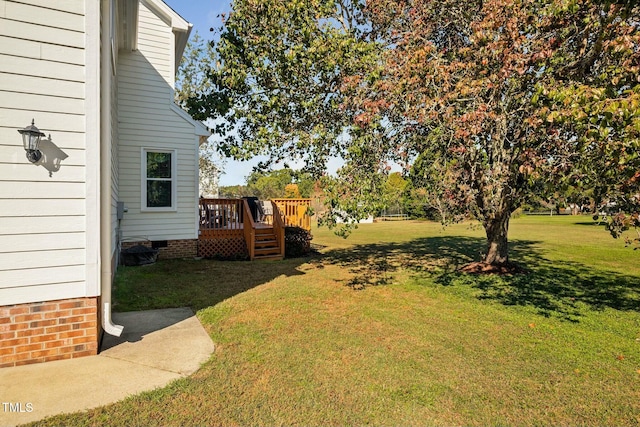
[141,148,178,212]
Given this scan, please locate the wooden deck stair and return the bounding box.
[253,227,283,260]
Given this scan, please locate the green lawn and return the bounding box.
[29,216,640,426]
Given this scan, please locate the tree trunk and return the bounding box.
[483,211,510,266]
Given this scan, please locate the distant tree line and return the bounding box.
[219,168,315,200]
[220,167,620,222]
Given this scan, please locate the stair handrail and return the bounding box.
[271,200,286,258]
[242,199,256,260]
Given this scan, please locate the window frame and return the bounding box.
[141,148,178,212]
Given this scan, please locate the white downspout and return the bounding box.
[100,0,123,337]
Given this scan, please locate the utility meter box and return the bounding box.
[116,201,127,220]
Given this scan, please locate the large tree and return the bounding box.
[350,0,640,269]
[353,0,558,268]
[189,0,640,269]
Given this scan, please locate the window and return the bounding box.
[143,149,176,210]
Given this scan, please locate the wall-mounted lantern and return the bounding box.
[18,119,45,163]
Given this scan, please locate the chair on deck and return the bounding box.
[260,200,273,220]
[243,197,266,223]
[255,201,266,222]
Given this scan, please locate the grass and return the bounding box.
[27,216,640,426]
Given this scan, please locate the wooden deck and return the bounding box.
[198,198,309,260]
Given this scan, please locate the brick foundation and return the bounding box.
[121,238,198,260]
[0,297,99,368]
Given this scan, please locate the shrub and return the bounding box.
[284,226,313,258]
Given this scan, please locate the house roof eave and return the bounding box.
[119,0,139,51]
[173,23,193,75]
[170,103,211,138]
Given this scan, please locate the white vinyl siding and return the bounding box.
[2,282,89,308]
[116,2,200,242]
[0,0,89,305]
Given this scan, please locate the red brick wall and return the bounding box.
[121,239,197,260]
[0,297,98,368]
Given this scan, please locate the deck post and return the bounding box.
[242,199,256,260]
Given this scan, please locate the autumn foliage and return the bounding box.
[353,0,640,267]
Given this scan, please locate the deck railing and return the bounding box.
[199,198,244,239]
[272,199,312,230]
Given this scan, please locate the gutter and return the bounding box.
[100,0,123,337]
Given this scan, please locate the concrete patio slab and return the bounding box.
[0,308,215,427]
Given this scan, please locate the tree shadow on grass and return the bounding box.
[113,257,309,312]
[318,236,640,321]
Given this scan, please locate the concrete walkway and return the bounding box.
[0,308,215,427]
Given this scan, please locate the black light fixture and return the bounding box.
[18,119,45,163]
